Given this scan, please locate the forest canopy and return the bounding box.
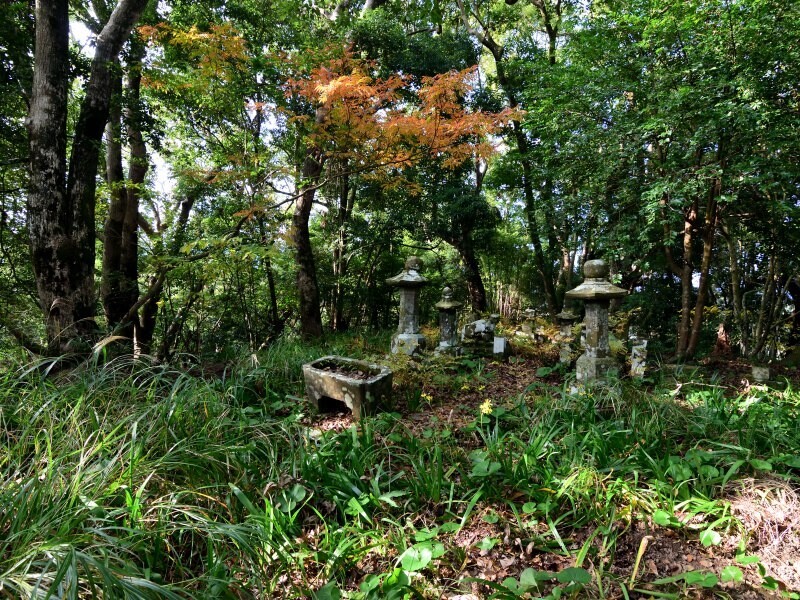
[1,0,798,362]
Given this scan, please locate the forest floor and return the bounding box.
[303,349,800,599]
[3,336,800,599]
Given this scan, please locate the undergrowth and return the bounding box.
[1,338,798,598]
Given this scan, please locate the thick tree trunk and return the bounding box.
[27,0,71,349]
[27,0,149,352]
[454,235,488,312]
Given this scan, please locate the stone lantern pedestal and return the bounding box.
[386,256,428,355]
[565,260,627,385]
[435,286,462,354]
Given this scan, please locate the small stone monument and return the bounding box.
[386,256,428,355]
[462,313,498,343]
[493,336,510,358]
[435,286,462,354]
[555,310,579,364]
[565,260,628,385]
[519,308,537,337]
[629,328,648,378]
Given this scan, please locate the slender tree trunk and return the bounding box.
[721,220,747,355]
[123,41,148,347]
[686,190,718,358]
[101,67,130,332]
[675,198,697,360]
[331,168,354,331]
[293,110,326,337]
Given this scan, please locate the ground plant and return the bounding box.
[1,336,799,599]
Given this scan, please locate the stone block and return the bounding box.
[302,355,393,419]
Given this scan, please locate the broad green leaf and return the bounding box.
[399,545,433,572]
[699,529,722,547]
[749,459,773,471]
[653,509,673,527]
[476,537,499,551]
[735,553,761,565]
[720,565,743,583]
[555,567,591,584]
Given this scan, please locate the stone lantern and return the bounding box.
[555,310,579,364]
[435,286,462,353]
[565,259,627,384]
[386,256,428,355]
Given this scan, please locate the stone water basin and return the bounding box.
[301,356,393,420]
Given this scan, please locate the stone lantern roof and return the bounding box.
[386,256,428,288]
[435,286,462,310]
[565,259,627,301]
[555,310,579,323]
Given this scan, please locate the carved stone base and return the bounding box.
[391,333,427,356]
[575,353,619,384]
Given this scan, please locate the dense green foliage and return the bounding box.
[2,340,799,597]
[0,0,797,360]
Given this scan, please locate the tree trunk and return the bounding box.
[455,10,559,315]
[686,190,718,358]
[27,0,72,350]
[101,66,130,332]
[293,118,325,338]
[27,0,149,352]
[675,198,697,360]
[123,41,148,347]
[453,234,487,312]
[721,220,748,355]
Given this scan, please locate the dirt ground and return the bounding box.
[303,350,800,598]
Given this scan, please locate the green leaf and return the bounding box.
[471,460,501,478]
[520,568,552,586]
[522,501,537,514]
[555,567,591,584]
[482,512,499,524]
[314,581,341,600]
[684,570,718,587]
[653,509,673,527]
[783,456,800,468]
[699,529,722,547]
[720,565,743,583]
[414,527,439,542]
[749,459,773,471]
[735,553,761,565]
[476,537,499,551]
[399,545,433,572]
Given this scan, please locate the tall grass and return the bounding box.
[1,345,798,598]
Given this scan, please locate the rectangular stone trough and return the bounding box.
[301,356,393,420]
